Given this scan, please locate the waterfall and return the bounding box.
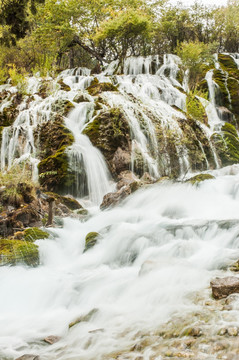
[65,103,112,205]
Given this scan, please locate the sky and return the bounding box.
[170,0,227,6]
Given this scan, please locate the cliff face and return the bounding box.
[0,53,239,200]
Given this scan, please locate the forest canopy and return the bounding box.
[0,0,238,82]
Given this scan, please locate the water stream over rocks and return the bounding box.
[1,54,239,359]
[2,166,239,359]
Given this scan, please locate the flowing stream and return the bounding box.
[2,165,239,359]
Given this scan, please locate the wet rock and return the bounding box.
[84,232,100,252]
[0,239,39,266]
[100,186,131,210]
[57,79,71,92]
[216,106,234,123]
[83,108,131,177]
[112,147,131,174]
[117,171,140,190]
[44,335,61,344]
[182,327,202,337]
[228,327,238,336]
[86,78,118,96]
[73,92,90,103]
[15,354,39,360]
[211,276,239,299]
[186,173,215,185]
[69,308,98,328]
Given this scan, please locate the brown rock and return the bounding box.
[112,147,131,174]
[44,335,61,344]
[100,186,131,210]
[211,276,239,299]
[117,170,139,190]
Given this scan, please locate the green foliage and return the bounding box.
[8,65,27,94]
[176,41,216,90]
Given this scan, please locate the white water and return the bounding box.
[65,103,112,205]
[2,166,239,359]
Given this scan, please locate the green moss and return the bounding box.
[57,79,71,92]
[73,93,90,103]
[222,122,238,137]
[196,79,209,99]
[23,227,49,242]
[38,146,75,191]
[186,173,215,185]
[87,77,118,96]
[227,77,239,121]
[36,116,74,159]
[0,104,19,127]
[84,232,100,251]
[218,54,238,71]
[186,93,208,124]
[0,239,39,266]
[176,69,184,85]
[213,69,230,108]
[212,126,239,166]
[51,99,74,116]
[83,108,130,165]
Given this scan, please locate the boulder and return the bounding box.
[117,170,139,190]
[44,335,61,344]
[84,232,100,251]
[112,147,131,174]
[211,277,239,299]
[0,239,39,266]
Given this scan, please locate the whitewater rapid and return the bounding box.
[1,165,239,359]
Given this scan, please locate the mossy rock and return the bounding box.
[86,77,118,96]
[186,94,208,125]
[176,69,184,85]
[0,104,19,127]
[45,192,83,211]
[84,232,100,252]
[212,123,239,166]
[83,107,131,176]
[23,227,49,242]
[213,69,230,108]
[69,308,98,328]
[37,80,52,99]
[35,116,74,159]
[51,99,74,117]
[227,77,239,121]
[73,92,90,103]
[218,54,238,71]
[186,173,215,185]
[57,79,71,92]
[222,122,238,137]
[38,146,75,192]
[0,239,39,266]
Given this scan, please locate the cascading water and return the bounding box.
[2,166,239,359]
[65,103,112,205]
[2,54,239,359]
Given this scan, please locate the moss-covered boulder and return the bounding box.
[23,227,49,242]
[57,79,71,92]
[186,94,208,125]
[37,80,52,99]
[51,99,74,117]
[45,192,83,211]
[218,54,238,71]
[84,232,100,251]
[35,115,74,160]
[0,103,19,127]
[86,78,118,96]
[0,239,39,266]
[212,123,239,166]
[83,108,131,177]
[186,173,215,185]
[38,146,75,192]
[227,77,239,121]
[213,69,230,108]
[73,92,90,103]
